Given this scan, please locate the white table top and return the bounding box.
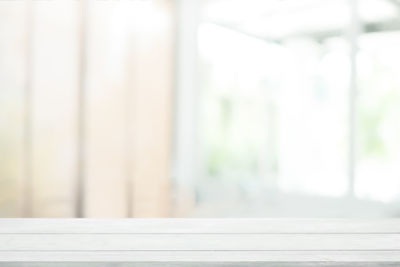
[0,219,399,266]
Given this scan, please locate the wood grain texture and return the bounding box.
[0,219,399,264]
[2,263,400,267]
[1,263,400,267]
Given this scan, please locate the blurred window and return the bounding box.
[190,0,400,216]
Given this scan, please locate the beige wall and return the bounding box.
[0,0,176,218]
[127,0,175,217]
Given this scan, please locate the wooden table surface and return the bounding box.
[0,219,399,266]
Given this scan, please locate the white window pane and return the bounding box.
[196,0,351,216]
[356,0,400,203]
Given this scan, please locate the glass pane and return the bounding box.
[356,0,400,203]
[196,0,351,216]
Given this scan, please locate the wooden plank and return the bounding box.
[0,261,398,267]
[0,219,400,234]
[0,233,400,251]
[0,219,399,263]
[0,250,400,263]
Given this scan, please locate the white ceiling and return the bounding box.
[202,0,400,40]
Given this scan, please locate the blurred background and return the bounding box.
[1,0,400,218]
